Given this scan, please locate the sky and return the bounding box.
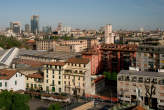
[0,0,164,30]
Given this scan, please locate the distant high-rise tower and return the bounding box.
[31,15,39,34]
[104,24,114,44]
[25,24,30,33]
[10,22,21,34]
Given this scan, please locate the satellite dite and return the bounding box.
[0,47,19,66]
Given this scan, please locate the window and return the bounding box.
[59,70,61,74]
[34,84,37,88]
[125,76,130,81]
[138,77,143,83]
[78,77,80,80]
[52,70,55,74]
[59,76,61,79]
[145,78,150,83]
[64,81,66,84]
[52,80,54,85]
[47,80,48,83]
[46,74,48,78]
[46,69,48,73]
[53,75,54,78]
[15,81,17,85]
[59,88,61,92]
[46,86,49,92]
[27,77,28,80]
[131,76,137,82]
[26,83,29,88]
[58,81,61,85]
[16,74,17,77]
[0,82,2,87]
[31,84,33,88]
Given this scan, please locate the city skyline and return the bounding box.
[0,0,164,30]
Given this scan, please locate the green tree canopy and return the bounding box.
[0,35,23,49]
[48,103,61,110]
[0,90,30,110]
[103,71,117,81]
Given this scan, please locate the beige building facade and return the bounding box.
[118,70,164,109]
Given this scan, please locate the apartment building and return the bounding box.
[26,73,44,91]
[36,40,56,51]
[100,44,137,72]
[42,62,65,93]
[0,69,25,91]
[117,70,164,109]
[63,58,92,96]
[82,46,102,75]
[60,38,98,50]
[136,45,164,72]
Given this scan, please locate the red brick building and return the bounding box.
[82,45,102,75]
[82,44,137,74]
[100,44,137,72]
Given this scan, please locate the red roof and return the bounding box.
[0,69,17,80]
[27,39,35,43]
[66,58,89,64]
[27,73,43,79]
[43,62,65,66]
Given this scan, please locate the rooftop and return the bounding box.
[27,73,43,79]
[66,58,89,64]
[0,69,18,80]
[119,70,164,77]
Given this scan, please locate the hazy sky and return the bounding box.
[0,0,164,30]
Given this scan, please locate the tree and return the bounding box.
[103,71,111,80]
[48,103,61,110]
[145,84,156,108]
[103,72,117,81]
[0,90,30,110]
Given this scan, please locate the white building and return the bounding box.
[0,69,25,91]
[105,24,114,44]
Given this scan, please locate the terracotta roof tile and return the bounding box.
[0,69,17,80]
[43,62,65,66]
[27,73,43,79]
[66,58,89,64]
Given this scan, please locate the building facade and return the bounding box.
[105,24,114,44]
[136,45,164,72]
[36,40,56,51]
[31,15,39,34]
[42,62,65,93]
[0,69,25,91]
[63,58,92,96]
[117,70,164,109]
[100,44,137,72]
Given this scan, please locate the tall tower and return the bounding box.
[105,24,114,44]
[10,22,21,34]
[25,24,30,33]
[31,15,39,34]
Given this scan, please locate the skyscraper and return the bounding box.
[25,24,30,33]
[42,26,52,34]
[31,15,39,34]
[10,22,21,34]
[104,24,114,44]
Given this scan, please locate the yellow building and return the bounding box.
[42,62,65,93]
[26,73,44,91]
[63,58,92,96]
